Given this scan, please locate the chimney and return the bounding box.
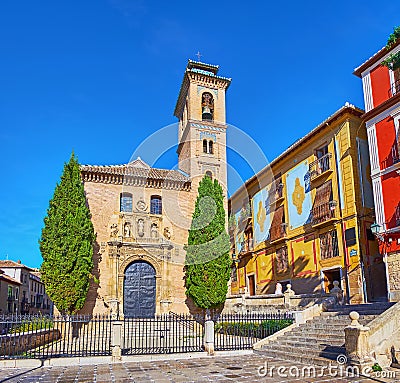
[17,260,21,264]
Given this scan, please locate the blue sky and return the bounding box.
[1,1,399,268]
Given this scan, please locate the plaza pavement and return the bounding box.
[0,352,398,383]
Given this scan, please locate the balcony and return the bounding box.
[312,200,338,227]
[239,238,254,256]
[389,78,400,98]
[381,144,400,169]
[237,204,252,230]
[270,223,288,243]
[309,153,333,181]
[268,183,284,206]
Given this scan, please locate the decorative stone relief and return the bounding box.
[136,199,147,212]
[163,227,171,240]
[151,223,158,238]
[137,219,144,237]
[110,223,119,238]
[124,222,131,237]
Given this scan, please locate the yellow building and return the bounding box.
[229,104,387,304]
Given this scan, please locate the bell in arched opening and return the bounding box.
[201,92,214,121]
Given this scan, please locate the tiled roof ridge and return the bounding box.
[0,259,34,270]
[0,273,21,285]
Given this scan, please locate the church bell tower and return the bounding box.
[174,60,231,193]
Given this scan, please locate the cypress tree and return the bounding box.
[39,153,95,315]
[184,175,231,312]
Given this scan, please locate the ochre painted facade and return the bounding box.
[230,105,386,303]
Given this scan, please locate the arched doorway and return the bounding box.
[124,261,156,318]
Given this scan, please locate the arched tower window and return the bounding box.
[208,140,213,154]
[203,139,208,154]
[150,195,162,215]
[205,171,213,179]
[202,92,214,121]
[120,193,133,212]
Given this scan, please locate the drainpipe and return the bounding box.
[356,138,369,303]
[332,130,351,304]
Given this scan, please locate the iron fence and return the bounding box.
[0,314,112,359]
[214,312,294,350]
[122,313,203,355]
[0,311,294,358]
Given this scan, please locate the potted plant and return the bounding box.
[382,26,400,70]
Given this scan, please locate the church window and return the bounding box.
[120,193,133,212]
[203,139,214,154]
[208,140,213,154]
[203,139,208,153]
[205,171,213,179]
[150,195,162,215]
[202,92,214,121]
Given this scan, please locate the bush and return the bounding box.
[215,319,293,338]
[9,317,53,334]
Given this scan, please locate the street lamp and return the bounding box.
[370,222,385,242]
[231,252,240,264]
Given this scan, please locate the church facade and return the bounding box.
[81,60,231,317]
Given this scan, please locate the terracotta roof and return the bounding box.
[81,164,190,183]
[0,273,21,285]
[0,260,33,270]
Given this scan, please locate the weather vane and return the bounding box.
[195,51,202,61]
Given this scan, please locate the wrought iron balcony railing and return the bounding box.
[268,183,284,205]
[389,78,400,98]
[309,153,332,181]
[312,201,337,226]
[239,238,254,255]
[270,222,288,242]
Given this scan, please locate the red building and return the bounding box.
[354,35,400,301]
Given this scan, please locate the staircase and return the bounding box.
[256,302,394,366]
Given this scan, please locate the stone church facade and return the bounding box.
[81,60,231,317]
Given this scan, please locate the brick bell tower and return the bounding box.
[174,60,231,195]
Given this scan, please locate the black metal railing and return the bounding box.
[0,314,112,359]
[122,313,203,355]
[214,312,294,351]
[309,153,332,181]
[311,200,337,225]
[0,312,294,359]
[389,78,400,98]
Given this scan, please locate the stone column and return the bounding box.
[204,319,215,356]
[345,311,372,368]
[284,284,295,306]
[111,321,123,362]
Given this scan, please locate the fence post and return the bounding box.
[111,321,123,361]
[204,319,215,355]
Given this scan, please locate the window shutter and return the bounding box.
[269,205,284,241]
[312,180,332,223]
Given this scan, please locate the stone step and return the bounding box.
[288,328,345,337]
[320,310,385,316]
[261,343,346,357]
[276,339,345,349]
[255,348,341,366]
[283,334,345,343]
[312,314,377,321]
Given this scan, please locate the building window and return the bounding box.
[345,228,357,247]
[320,230,339,260]
[150,195,162,215]
[201,92,214,121]
[205,171,213,179]
[231,266,238,282]
[203,139,208,153]
[203,139,214,154]
[312,180,335,225]
[120,193,133,212]
[7,286,12,298]
[208,140,213,154]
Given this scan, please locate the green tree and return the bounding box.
[184,175,231,314]
[39,153,95,315]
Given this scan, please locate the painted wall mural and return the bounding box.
[234,209,244,254]
[286,161,312,229]
[252,187,272,246]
